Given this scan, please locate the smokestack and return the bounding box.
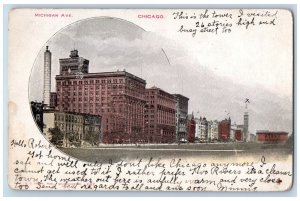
[43,46,51,108]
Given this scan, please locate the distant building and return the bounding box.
[173,94,189,143]
[235,130,242,141]
[199,117,208,142]
[238,125,245,140]
[144,87,176,143]
[230,123,243,141]
[218,117,231,141]
[30,101,44,132]
[249,133,256,142]
[243,112,249,142]
[187,114,196,143]
[256,131,288,143]
[195,117,200,141]
[43,110,101,147]
[208,120,219,142]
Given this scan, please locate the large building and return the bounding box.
[256,131,288,143]
[144,87,176,143]
[43,110,101,147]
[55,50,146,144]
[173,94,189,142]
[218,118,231,141]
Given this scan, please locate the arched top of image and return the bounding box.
[28,17,174,163]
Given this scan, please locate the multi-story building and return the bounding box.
[256,131,288,143]
[144,87,176,143]
[50,92,57,108]
[43,110,101,147]
[208,120,219,142]
[199,117,208,142]
[187,114,196,143]
[30,101,44,132]
[218,117,231,141]
[55,50,146,144]
[173,94,189,142]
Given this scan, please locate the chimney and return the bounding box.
[43,46,51,108]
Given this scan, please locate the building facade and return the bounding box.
[218,118,231,141]
[173,94,189,142]
[43,110,101,147]
[249,133,256,142]
[50,92,57,108]
[199,117,208,142]
[144,87,176,143]
[55,50,146,144]
[256,131,288,143]
[31,101,44,132]
[208,120,219,142]
[187,114,196,143]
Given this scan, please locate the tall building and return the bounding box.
[208,120,219,142]
[55,50,146,144]
[218,117,231,141]
[173,94,189,142]
[195,117,200,141]
[187,114,196,143]
[144,87,176,143]
[243,112,249,142]
[43,46,52,107]
[199,117,208,142]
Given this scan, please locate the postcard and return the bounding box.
[8,8,293,191]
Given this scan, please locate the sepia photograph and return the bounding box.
[9,8,294,192]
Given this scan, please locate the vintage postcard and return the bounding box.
[8,8,293,191]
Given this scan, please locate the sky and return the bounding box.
[29,15,293,134]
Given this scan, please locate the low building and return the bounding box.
[256,131,288,143]
[230,123,243,142]
[249,133,256,142]
[43,110,101,147]
[235,129,242,141]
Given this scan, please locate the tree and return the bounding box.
[84,131,100,146]
[49,127,64,146]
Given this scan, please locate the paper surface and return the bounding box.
[8,8,293,191]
